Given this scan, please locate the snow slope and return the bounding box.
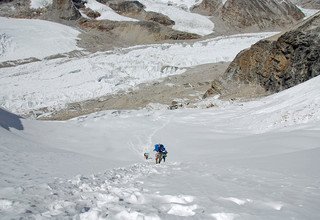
[1,75,320,219]
[298,6,320,19]
[0,17,80,62]
[30,0,53,9]
[0,32,276,114]
[84,0,137,21]
[139,0,214,35]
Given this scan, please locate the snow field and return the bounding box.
[298,6,320,19]
[139,0,214,35]
[30,0,53,9]
[84,0,137,21]
[1,75,320,219]
[0,17,80,62]
[0,32,276,115]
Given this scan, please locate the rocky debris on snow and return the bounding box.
[191,0,223,16]
[79,19,198,44]
[109,1,175,26]
[0,0,45,18]
[40,63,227,120]
[220,0,304,30]
[81,7,101,18]
[204,12,320,99]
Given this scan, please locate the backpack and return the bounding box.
[154,144,160,152]
[159,144,166,153]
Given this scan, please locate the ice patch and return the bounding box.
[0,33,12,57]
[265,201,283,211]
[0,199,13,211]
[167,204,198,216]
[30,0,53,9]
[220,197,247,205]
[297,6,319,19]
[80,209,105,220]
[115,210,161,220]
[211,212,238,220]
[157,194,194,204]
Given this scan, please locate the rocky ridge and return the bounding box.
[204,12,320,99]
[192,0,305,32]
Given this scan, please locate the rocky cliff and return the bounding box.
[204,12,320,99]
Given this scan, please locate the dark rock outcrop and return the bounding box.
[51,0,81,20]
[208,12,320,97]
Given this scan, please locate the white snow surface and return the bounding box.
[0,32,276,114]
[297,6,320,19]
[148,0,203,9]
[0,17,80,62]
[30,0,53,9]
[1,75,320,219]
[84,0,137,21]
[138,0,214,35]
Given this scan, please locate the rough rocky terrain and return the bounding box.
[204,12,320,99]
[192,0,305,34]
[220,0,304,30]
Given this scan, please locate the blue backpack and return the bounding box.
[154,144,160,152]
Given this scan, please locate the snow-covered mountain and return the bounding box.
[0,0,320,219]
[1,71,320,219]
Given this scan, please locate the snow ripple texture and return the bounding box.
[0,162,199,219]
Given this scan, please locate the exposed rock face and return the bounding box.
[220,0,304,29]
[191,0,223,16]
[215,12,320,95]
[51,0,81,20]
[109,1,175,26]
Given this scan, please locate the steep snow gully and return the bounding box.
[1,75,320,219]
